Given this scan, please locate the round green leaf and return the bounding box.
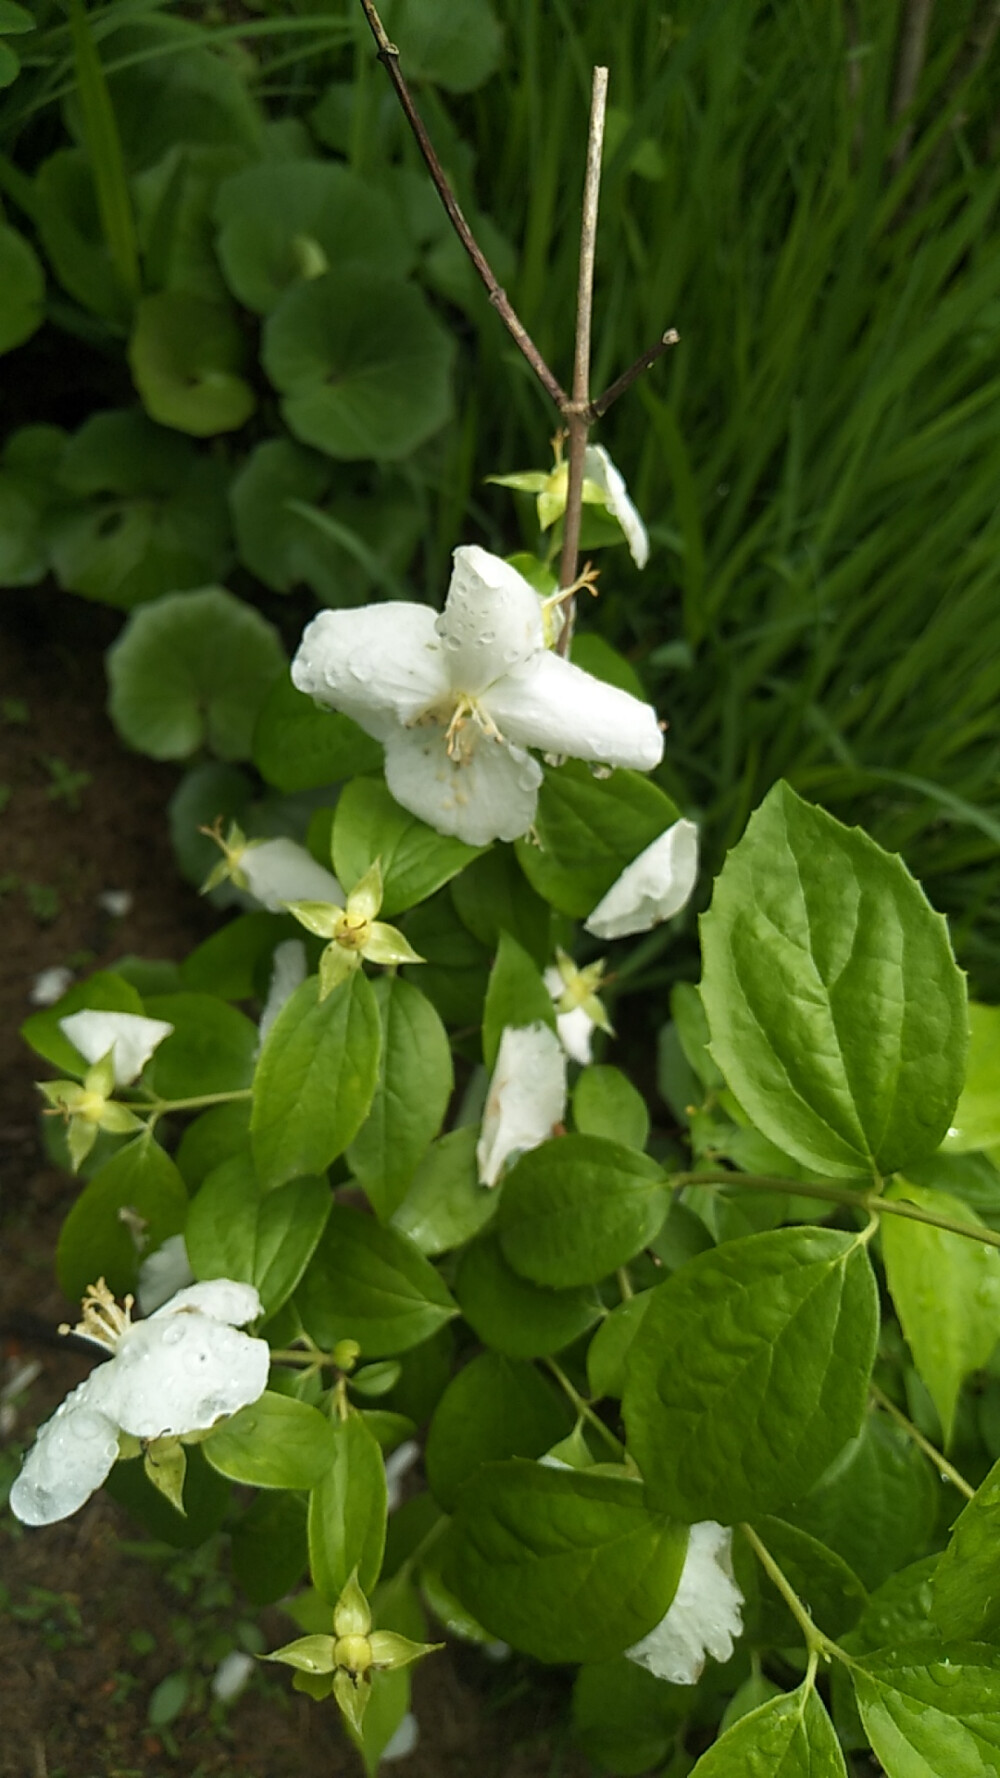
[262,271,455,461]
[229,437,332,594]
[204,1392,336,1490]
[380,0,504,92]
[498,1135,670,1288]
[456,1236,603,1359]
[426,1353,573,1512]
[143,992,257,1097]
[515,761,681,919]
[185,1158,331,1322]
[253,668,382,793]
[107,586,285,760]
[129,291,255,435]
[390,1125,499,1257]
[0,224,44,353]
[346,976,454,1222]
[35,148,130,323]
[296,1204,457,1357]
[56,1135,188,1302]
[308,1413,388,1605]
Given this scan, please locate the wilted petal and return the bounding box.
[477,1022,567,1187]
[9,1372,121,1527]
[151,1280,263,1326]
[626,1522,743,1685]
[292,603,447,737]
[58,1009,175,1087]
[258,939,308,1048]
[585,819,699,940]
[584,445,649,569]
[240,838,343,915]
[437,545,545,693]
[106,1311,269,1441]
[137,1234,195,1316]
[484,650,663,771]
[384,724,541,848]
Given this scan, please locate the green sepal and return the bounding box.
[84,1050,117,1098]
[67,1117,99,1171]
[286,899,344,939]
[349,860,384,921]
[363,922,424,967]
[266,1633,337,1674]
[143,1438,187,1516]
[333,1667,369,1735]
[334,1569,372,1638]
[319,944,359,1000]
[368,1631,442,1672]
[99,1101,146,1135]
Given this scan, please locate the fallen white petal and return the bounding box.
[29,966,74,1007]
[584,444,649,569]
[585,819,699,940]
[103,1311,269,1442]
[58,1009,175,1087]
[137,1234,195,1316]
[384,1438,421,1514]
[239,838,343,915]
[437,545,545,694]
[484,650,663,772]
[151,1279,263,1327]
[381,1711,419,1762]
[292,602,447,737]
[477,1023,567,1188]
[9,1372,121,1528]
[625,1521,744,1685]
[258,938,308,1048]
[384,723,542,848]
[211,1649,256,1703]
[98,889,133,918]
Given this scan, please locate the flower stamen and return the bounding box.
[59,1278,134,1352]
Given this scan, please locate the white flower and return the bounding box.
[29,966,74,1007]
[257,938,308,1049]
[583,445,649,569]
[291,545,664,848]
[9,1279,269,1527]
[585,819,699,940]
[626,1521,744,1685]
[544,949,613,1066]
[58,1009,175,1086]
[137,1233,195,1315]
[238,837,343,914]
[477,1022,567,1187]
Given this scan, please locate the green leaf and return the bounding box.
[215,159,412,314]
[347,976,453,1221]
[690,1682,848,1777]
[0,40,18,86]
[586,1291,656,1400]
[0,2,33,31]
[481,930,556,1071]
[230,437,332,596]
[402,890,490,1027]
[184,1157,330,1321]
[932,1457,1000,1641]
[251,973,381,1191]
[750,1518,868,1643]
[21,969,143,1075]
[451,848,551,970]
[852,1643,1000,1777]
[700,782,968,1177]
[514,761,680,919]
[0,225,44,354]
[296,1205,457,1357]
[425,1352,573,1512]
[573,1066,650,1151]
[143,992,257,1098]
[262,271,455,461]
[231,1490,308,1605]
[107,588,285,760]
[180,913,295,1001]
[308,1411,387,1604]
[783,1413,938,1592]
[499,1135,669,1288]
[882,1181,1000,1443]
[204,1392,336,1490]
[442,1460,688,1663]
[455,1236,603,1359]
[332,776,480,915]
[253,668,381,792]
[35,148,129,323]
[623,1227,879,1521]
[390,1125,498,1256]
[129,292,255,435]
[943,1003,1000,1154]
[571,1656,686,1777]
[56,1135,187,1301]
[380,0,504,92]
[175,1099,251,1190]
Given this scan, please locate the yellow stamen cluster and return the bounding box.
[59,1278,133,1351]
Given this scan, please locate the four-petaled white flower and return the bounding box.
[626,1521,744,1685]
[291,545,663,848]
[10,1279,269,1527]
[585,819,699,940]
[59,1009,174,1087]
[477,1022,567,1187]
[544,948,613,1066]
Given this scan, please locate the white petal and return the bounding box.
[384,1438,421,1514]
[29,966,74,1007]
[137,1234,195,1316]
[626,1522,744,1685]
[151,1280,263,1326]
[240,839,342,915]
[437,545,545,694]
[384,723,541,847]
[584,444,649,569]
[211,1650,256,1703]
[291,603,448,737]
[9,1372,121,1526]
[585,819,699,940]
[58,1009,175,1087]
[477,1022,567,1187]
[556,1005,594,1066]
[257,938,308,1047]
[484,651,664,771]
[381,1713,420,1762]
[106,1313,269,1441]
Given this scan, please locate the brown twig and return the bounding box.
[356,0,568,411]
[890,0,935,174]
[590,329,680,420]
[558,64,609,623]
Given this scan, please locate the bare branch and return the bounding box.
[356,0,568,411]
[590,328,679,420]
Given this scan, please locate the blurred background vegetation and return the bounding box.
[1,0,998,991]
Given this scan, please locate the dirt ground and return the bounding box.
[0,589,589,1778]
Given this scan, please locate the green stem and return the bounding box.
[616,1266,634,1302]
[544,1359,626,1461]
[142,1087,253,1131]
[869,1384,975,1500]
[679,1170,1000,1252]
[739,1525,845,1666]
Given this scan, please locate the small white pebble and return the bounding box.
[98,890,133,918]
[211,1650,255,1703]
[381,1711,419,1762]
[29,966,73,1006]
